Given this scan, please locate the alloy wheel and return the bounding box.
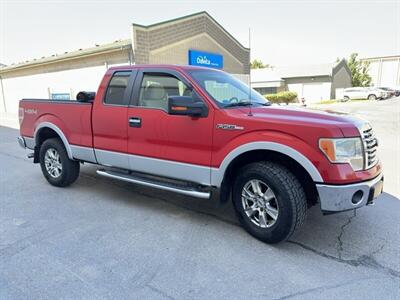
[44,148,62,178]
[241,179,279,228]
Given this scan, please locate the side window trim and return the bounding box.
[103,70,138,106]
[129,68,196,108]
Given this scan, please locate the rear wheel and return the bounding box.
[232,162,307,244]
[368,94,377,100]
[343,96,350,101]
[39,138,80,187]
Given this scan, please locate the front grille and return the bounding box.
[361,125,378,169]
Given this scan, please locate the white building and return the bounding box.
[361,55,400,88]
[251,59,352,103]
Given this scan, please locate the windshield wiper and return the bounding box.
[223,101,253,108]
[224,101,272,108]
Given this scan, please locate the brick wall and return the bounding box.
[132,14,250,74]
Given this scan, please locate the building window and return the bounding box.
[104,71,131,105]
[254,87,277,95]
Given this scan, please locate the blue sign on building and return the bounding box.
[188,50,223,69]
[51,93,71,100]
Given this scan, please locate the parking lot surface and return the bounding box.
[1,98,399,299]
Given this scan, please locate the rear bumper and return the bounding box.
[316,172,384,213]
[17,136,35,150]
[17,136,26,148]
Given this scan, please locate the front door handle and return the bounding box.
[129,117,141,128]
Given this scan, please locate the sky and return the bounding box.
[1,0,399,67]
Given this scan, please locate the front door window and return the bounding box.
[138,73,192,111]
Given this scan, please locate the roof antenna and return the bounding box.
[248,27,253,117]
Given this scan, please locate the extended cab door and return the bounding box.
[126,69,214,185]
[92,69,137,168]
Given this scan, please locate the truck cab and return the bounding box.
[18,65,384,243]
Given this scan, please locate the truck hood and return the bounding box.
[237,105,367,137]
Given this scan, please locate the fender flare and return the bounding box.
[210,141,323,187]
[34,122,73,159]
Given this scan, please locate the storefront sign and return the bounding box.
[188,50,223,69]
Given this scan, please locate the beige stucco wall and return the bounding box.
[0,51,132,114]
[0,50,131,80]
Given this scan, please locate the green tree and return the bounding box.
[341,53,372,87]
[250,59,272,69]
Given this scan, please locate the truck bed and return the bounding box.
[19,99,93,148]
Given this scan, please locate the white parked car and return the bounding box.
[343,87,387,101]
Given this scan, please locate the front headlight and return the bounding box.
[319,138,364,171]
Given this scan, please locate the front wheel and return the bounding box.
[39,138,80,187]
[232,162,307,244]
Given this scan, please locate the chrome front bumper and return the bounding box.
[316,173,384,212]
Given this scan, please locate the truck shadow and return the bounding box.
[79,163,399,262]
[3,125,399,264]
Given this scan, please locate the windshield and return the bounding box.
[188,69,270,108]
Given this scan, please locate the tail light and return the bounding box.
[18,107,24,125]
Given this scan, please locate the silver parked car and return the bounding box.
[343,87,387,101]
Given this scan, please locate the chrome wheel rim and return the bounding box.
[44,148,62,178]
[241,179,279,228]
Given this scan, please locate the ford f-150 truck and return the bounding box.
[18,65,384,243]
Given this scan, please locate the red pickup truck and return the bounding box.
[18,65,384,243]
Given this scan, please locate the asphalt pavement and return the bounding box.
[0,99,399,299]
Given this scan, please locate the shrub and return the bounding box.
[265,91,298,105]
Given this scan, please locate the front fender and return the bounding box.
[210,130,325,187]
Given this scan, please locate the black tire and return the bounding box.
[368,94,377,100]
[343,96,350,101]
[232,162,307,244]
[39,138,80,187]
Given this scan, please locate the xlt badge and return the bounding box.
[216,124,244,130]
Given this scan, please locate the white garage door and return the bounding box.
[288,82,331,104]
[303,83,329,103]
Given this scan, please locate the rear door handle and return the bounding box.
[129,117,141,128]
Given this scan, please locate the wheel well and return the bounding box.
[33,127,63,163]
[220,150,319,208]
[36,127,60,148]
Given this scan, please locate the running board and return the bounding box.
[96,169,211,199]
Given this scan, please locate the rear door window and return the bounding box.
[104,71,132,105]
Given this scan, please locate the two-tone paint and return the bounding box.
[18,65,383,213]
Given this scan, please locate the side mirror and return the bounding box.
[168,94,208,117]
